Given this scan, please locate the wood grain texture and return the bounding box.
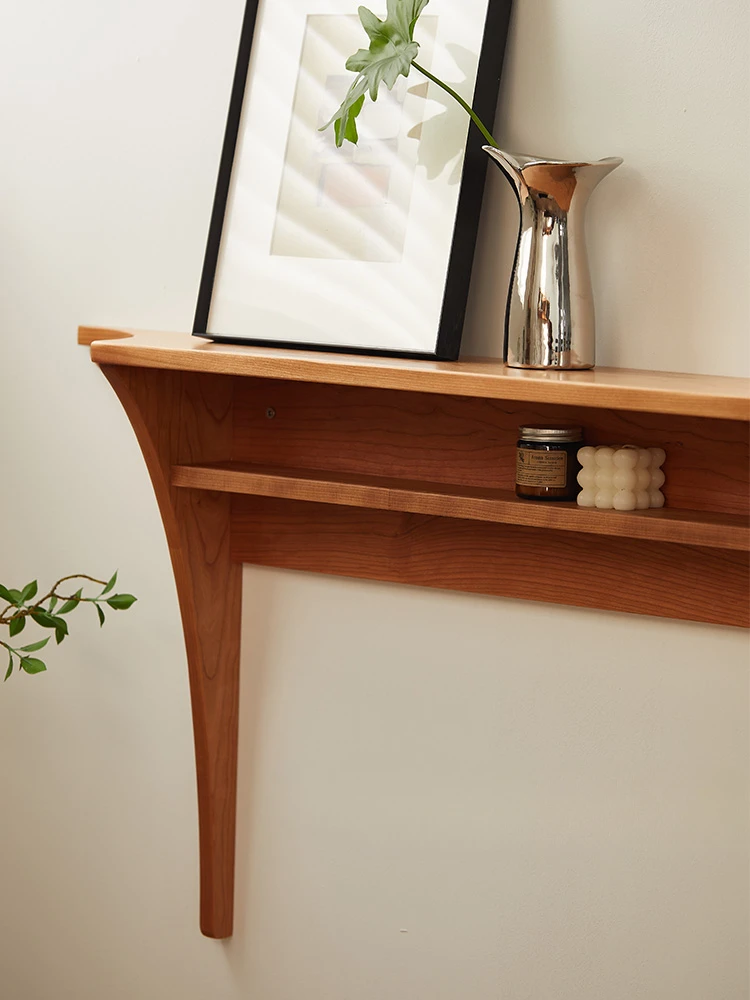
[172,462,749,551]
[232,380,750,517]
[232,496,750,628]
[80,328,750,420]
[101,365,240,939]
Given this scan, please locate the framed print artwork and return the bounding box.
[193,0,514,360]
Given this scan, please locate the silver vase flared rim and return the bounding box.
[482,146,623,171]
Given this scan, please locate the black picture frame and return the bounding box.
[193,0,514,361]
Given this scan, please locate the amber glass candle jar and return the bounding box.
[516,425,584,501]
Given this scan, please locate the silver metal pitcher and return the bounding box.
[484,148,622,370]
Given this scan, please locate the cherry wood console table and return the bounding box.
[79,327,750,938]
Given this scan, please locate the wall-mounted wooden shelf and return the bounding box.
[80,326,750,941]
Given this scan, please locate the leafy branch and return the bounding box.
[0,572,136,682]
[320,0,498,148]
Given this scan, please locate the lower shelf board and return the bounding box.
[171,462,749,551]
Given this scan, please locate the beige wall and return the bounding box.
[0,1,747,998]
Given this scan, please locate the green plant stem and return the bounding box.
[0,574,107,625]
[412,60,498,147]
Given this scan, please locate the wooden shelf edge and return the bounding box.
[81,328,750,420]
[171,462,750,551]
[78,326,135,346]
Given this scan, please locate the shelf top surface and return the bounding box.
[80,328,750,420]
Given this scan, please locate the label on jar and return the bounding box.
[516,448,567,488]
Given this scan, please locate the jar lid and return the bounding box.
[519,424,583,442]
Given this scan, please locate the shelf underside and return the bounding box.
[171,462,749,551]
[229,494,749,628]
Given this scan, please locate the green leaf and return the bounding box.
[346,37,418,95]
[58,589,83,615]
[0,584,15,604]
[20,656,47,675]
[106,593,137,611]
[96,604,106,627]
[335,92,366,146]
[31,612,68,642]
[4,651,13,682]
[398,0,430,40]
[20,580,38,602]
[8,615,25,637]
[31,610,59,630]
[48,595,58,612]
[7,589,22,603]
[19,637,50,652]
[320,0,429,146]
[101,572,118,596]
[359,0,429,53]
[324,76,368,148]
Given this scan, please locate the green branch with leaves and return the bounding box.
[0,573,136,682]
[320,0,498,148]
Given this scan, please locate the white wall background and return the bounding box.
[0,1,748,998]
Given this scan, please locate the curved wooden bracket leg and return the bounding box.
[101,364,241,938]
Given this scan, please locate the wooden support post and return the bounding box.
[102,365,241,939]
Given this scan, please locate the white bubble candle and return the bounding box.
[577,446,666,510]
